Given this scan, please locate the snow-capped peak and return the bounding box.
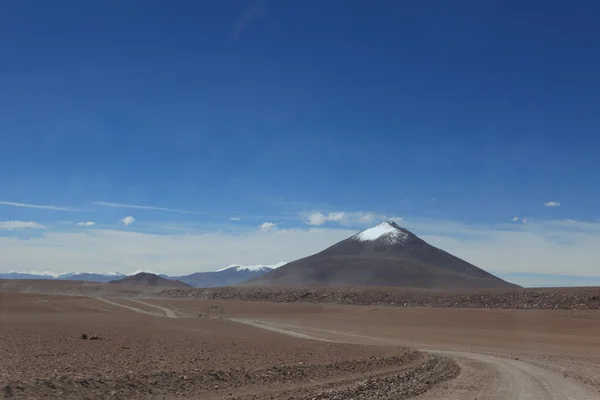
[216,262,287,272]
[351,221,409,245]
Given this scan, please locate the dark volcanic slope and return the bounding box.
[109,272,191,288]
[245,222,517,289]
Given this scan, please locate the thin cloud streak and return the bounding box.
[77,221,95,227]
[231,3,265,41]
[544,201,561,207]
[93,201,205,215]
[0,201,75,211]
[0,220,46,230]
[303,211,402,226]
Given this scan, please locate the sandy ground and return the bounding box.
[0,293,454,399]
[141,298,600,399]
[1,284,600,399]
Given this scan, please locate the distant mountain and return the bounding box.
[0,264,284,287]
[245,221,518,289]
[173,263,285,288]
[0,272,55,280]
[109,272,191,288]
[57,272,126,283]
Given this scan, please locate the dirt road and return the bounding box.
[95,297,178,318]
[231,318,600,399]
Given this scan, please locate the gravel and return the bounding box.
[2,292,459,399]
[159,286,600,310]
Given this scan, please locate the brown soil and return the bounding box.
[0,292,455,400]
[2,281,599,399]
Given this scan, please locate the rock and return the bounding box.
[81,333,88,340]
[2,384,13,398]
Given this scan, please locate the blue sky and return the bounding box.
[1,1,599,285]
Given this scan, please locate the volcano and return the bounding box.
[244,221,517,289]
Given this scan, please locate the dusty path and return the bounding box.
[128,298,178,318]
[232,318,599,400]
[94,297,177,318]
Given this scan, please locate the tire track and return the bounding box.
[231,318,599,400]
[128,299,178,318]
[94,298,177,318]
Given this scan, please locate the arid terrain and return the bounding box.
[1,280,600,399]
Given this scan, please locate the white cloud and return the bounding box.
[358,213,375,223]
[511,217,519,222]
[0,201,74,211]
[0,221,46,230]
[387,216,404,223]
[305,212,327,226]
[544,201,561,207]
[1,219,600,282]
[120,216,135,226]
[0,227,354,275]
[94,201,204,215]
[259,222,276,232]
[77,221,95,227]
[230,217,241,221]
[406,219,600,278]
[304,211,399,226]
[326,212,345,222]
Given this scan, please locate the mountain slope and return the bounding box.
[0,265,282,286]
[109,272,191,288]
[0,272,55,280]
[173,264,283,288]
[244,222,518,289]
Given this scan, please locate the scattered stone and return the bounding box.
[158,286,600,310]
[2,384,13,398]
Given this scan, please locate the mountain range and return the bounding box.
[0,264,285,287]
[169,263,285,287]
[1,221,518,289]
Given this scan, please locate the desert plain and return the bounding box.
[1,280,600,399]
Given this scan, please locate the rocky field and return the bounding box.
[0,292,457,400]
[159,286,600,310]
[2,282,600,399]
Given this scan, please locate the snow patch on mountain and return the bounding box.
[60,272,125,277]
[126,269,160,276]
[8,270,67,278]
[352,221,409,245]
[216,262,287,272]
